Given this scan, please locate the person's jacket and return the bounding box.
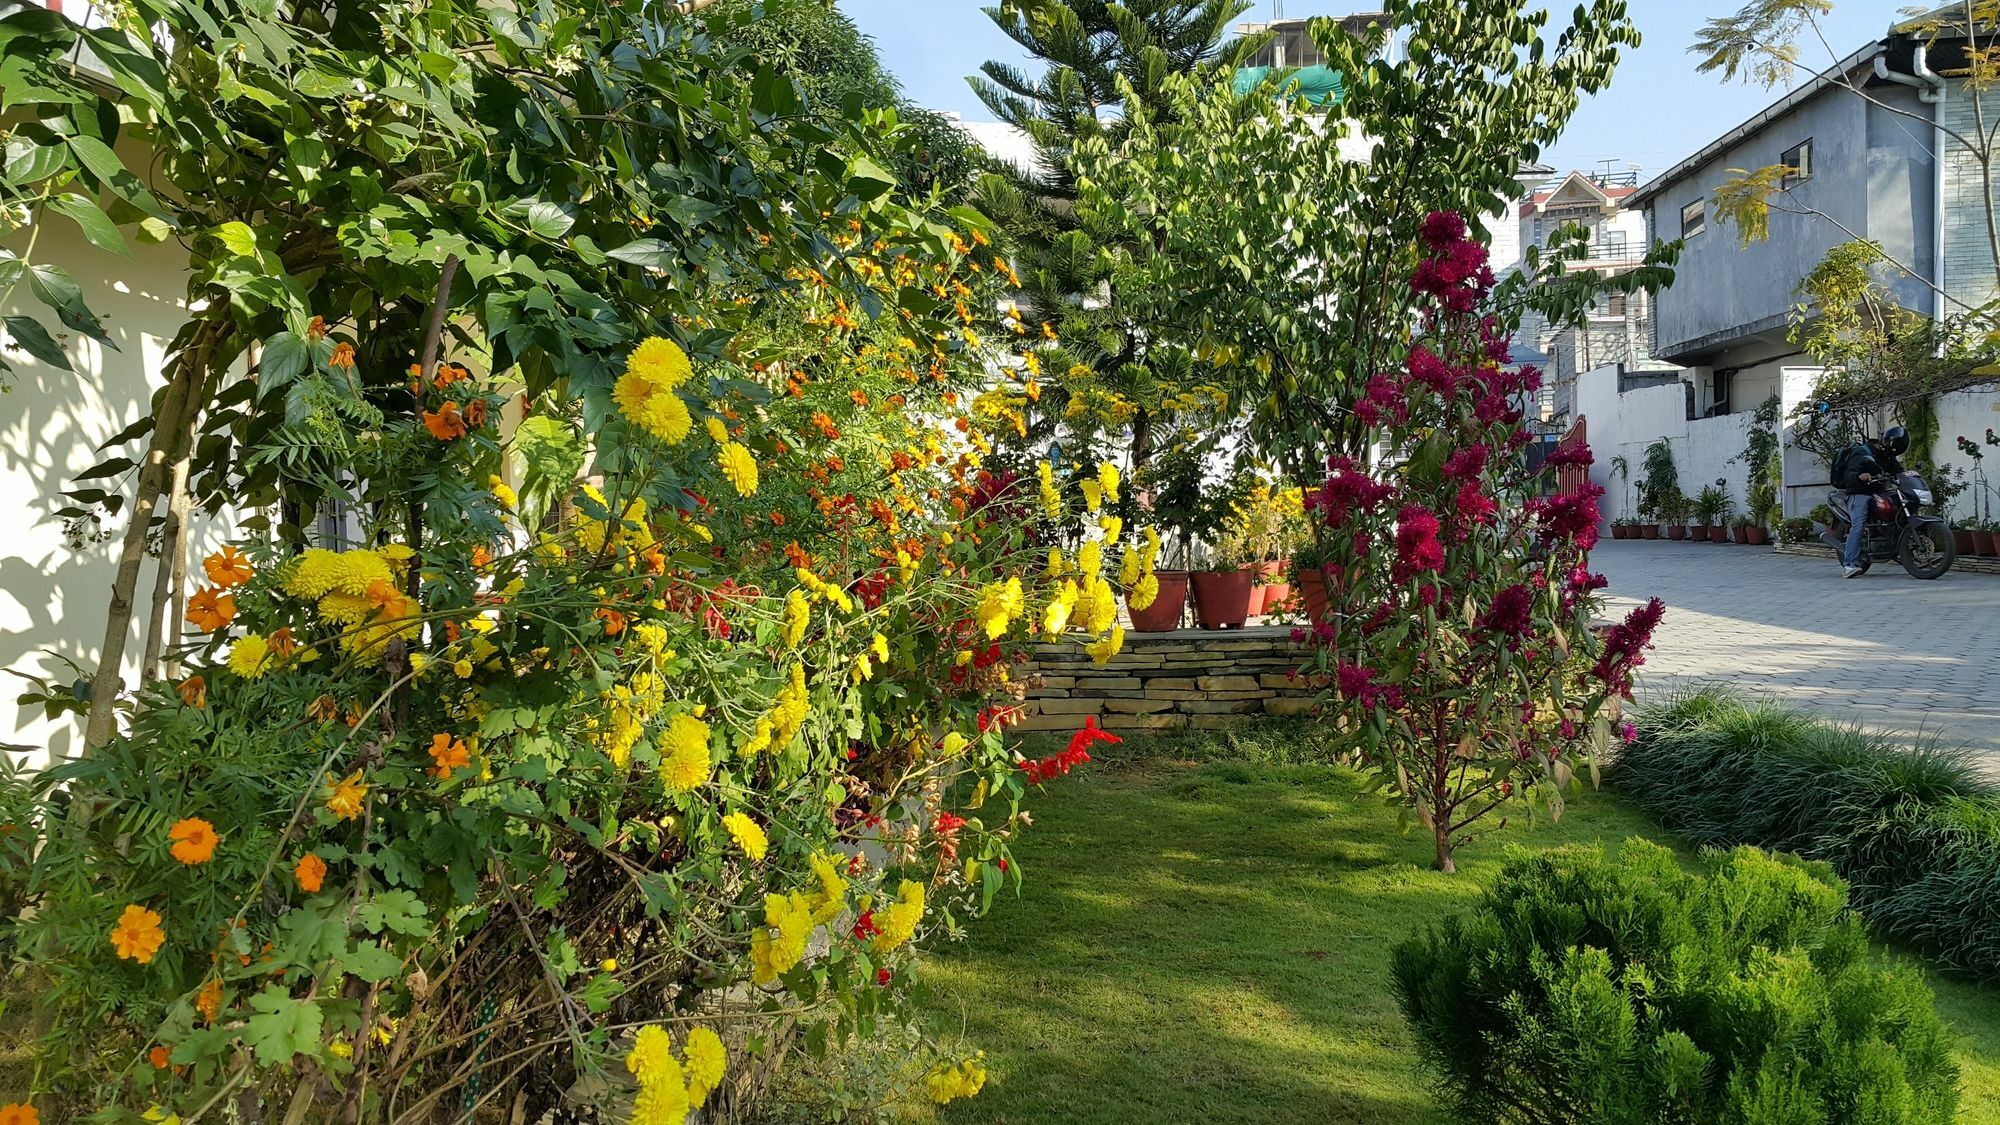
[1835,441,1881,492]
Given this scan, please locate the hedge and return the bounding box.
[1611,687,2000,979]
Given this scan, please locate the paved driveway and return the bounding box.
[1593,540,2000,756]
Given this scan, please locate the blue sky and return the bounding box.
[842,1,1899,180]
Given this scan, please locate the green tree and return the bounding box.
[970,0,1261,481]
[1071,1,1668,486]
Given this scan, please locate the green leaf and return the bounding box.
[354,890,429,936]
[73,456,133,481]
[3,315,71,370]
[135,215,172,244]
[27,263,109,343]
[336,941,404,983]
[47,193,128,255]
[258,330,310,389]
[215,221,259,258]
[3,137,65,185]
[242,986,323,1065]
[604,239,675,267]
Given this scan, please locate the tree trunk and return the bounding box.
[139,387,205,683]
[1433,825,1455,874]
[83,324,225,750]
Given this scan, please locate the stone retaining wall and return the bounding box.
[1015,626,1320,734]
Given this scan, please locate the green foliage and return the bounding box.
[1694,484,1734,526]
[1638,438,1681,521]
[1614,688,2000,980]
[1392,838,1960,1124]
[1071,0,1671,480]
[1779,516,1817,544]
[1691,0,1834,87]
[1742,395,1782,528]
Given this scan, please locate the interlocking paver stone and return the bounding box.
[1593,540,2000,757]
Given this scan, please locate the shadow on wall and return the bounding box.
[0,220,209,763]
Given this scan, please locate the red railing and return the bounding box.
[1555,416,1589,495]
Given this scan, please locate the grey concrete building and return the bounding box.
[1624,34,1941,421]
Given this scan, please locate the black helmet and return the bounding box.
[1882,426,1909,456]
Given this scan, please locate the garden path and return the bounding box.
[1594,540,2000,759]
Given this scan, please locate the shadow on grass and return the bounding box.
[919,758,1670,1125]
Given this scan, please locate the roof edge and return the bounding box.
[1625,41,1886,210]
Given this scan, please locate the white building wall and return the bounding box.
[0,216,219,763]
[1934,387,2000,525]
[1576,363,1754,527]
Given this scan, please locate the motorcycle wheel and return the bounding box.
[1899,522,1955,579]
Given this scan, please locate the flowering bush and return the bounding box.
[5,208,1150,1122]
[1302,214,1663,872]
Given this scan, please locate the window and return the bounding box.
[1598,230,1630,259]
[1781,139,1813,188]
[1591,292,1628,318]
[1680,198,1706,239]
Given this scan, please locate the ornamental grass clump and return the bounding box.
[1392,839,1960,1124]
[1304,213,1663,872]
[1615,687,2000,979]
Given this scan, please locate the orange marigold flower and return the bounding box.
[329,342,356,369]
[464,397,488,428]
[428,734,470,780]
[149,1045,170,1069]
[295,852,327,893]
[642,543,666,576]
[109,904,165,964]
[267,627,297,660]
[202,545,254,588]
[325,770,368,820]
[365,578,411,620]
[167,817,219,865]
[185,587,236,633]
[784,542,811,569]
[177,675,207,710]
[0,1103,39,1125]
[195,976,223,1024]
[471,545,491,569]
[851,389,869,406]
[422,401,466,440]
[306,694,340,724]
[306,315,328,342]
[435,362,468,388]
[769,511,786,527]
[596,608,627,636]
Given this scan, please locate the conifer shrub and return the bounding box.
[1391,839,1960,1124]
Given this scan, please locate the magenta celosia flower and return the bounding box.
[1442,446,1488,480]
[1592,597,1666,698]
[1407,346,1458,397]
[1313,458,1395,528]
[1455,481,1497,528]
[1476,582,1535,637]
[1530,484,1604,551]
[1392,504,1445,581]
[1544,440,1595,470]
[1420,210,1468,250]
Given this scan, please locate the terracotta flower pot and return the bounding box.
[1745,526,1769,546]
[1190,569,1256,629]
[1249,560,1288,616]
[1612,524,1630,540]
[1641,524,1660,540]
[1295,566,1337,628]
[1691,525,1712,542]
[1667,525,1687,540]
[1954,528,1976,556]
[1730,525,1749,544]
[1127,570,1189,633]
[1975,530,1999,559]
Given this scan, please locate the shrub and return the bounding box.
[1779,517,1817,545]
[1614,688,2000,978]
[1391,839,1960,1124]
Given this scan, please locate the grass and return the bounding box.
[916,724,2000,1124]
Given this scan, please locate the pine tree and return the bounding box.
[970,1,1263,479]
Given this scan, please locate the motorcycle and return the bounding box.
[1823,471,1956,579]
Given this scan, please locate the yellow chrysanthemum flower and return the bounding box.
[1080,480,1103,513]
[1077,577,1118,634]
[717,441,759,496]
[227,634,272,679]
[488,475,517,512]
[722,812,768,863]
[684,1027,727,1106]
[750,890,814,985]
[661,714,713,793]
[1097,462,1120,504]
[1085,625,1126,665]
[704,416,729,443]
[926,1054,988,1105]
[806,851,847,925]
[871,880,925,952]
[626,336,692,389]
[1128,572,1161,611]
[781,589,809,648]
[973,578,1023,640]
[1042,579,1079,635]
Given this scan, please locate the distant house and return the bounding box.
[1581,10,2000,523]
[1513,169,1679,422]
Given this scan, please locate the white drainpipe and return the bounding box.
[1876,45,1949,321]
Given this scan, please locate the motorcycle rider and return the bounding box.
[1831,426,1909,579]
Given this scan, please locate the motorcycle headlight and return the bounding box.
[1914,489,1933,505]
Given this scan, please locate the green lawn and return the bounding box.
[918,731,2000,1124]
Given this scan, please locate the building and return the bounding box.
[1235,13,1387,69]
[1587,7,2000,523]
[1512,168,1680,422]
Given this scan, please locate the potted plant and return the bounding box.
[1663,489,1690,540]
[1978,520,2000,559]
[1223,480,1306,617]
[1190,537,1257,629]
[1293,538,1338,630]
[1611,517,1637,540]
[1640,439,1680,542]
[1129,443,1207,632]
[1745,470,1779,547]
[1693,484,1731,543]
[1779,517,1815,545]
